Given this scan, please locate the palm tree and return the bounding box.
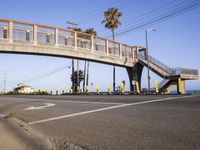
[85,28,97,35]
[102,7,122,92]
[70,70,85,92]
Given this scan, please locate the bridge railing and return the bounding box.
[0,21,9,40]
[94,37,106,53]
[0,19,137,61]
[58,30,74,47]
[171,68,198,76]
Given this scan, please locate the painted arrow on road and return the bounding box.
[24,103,55,110]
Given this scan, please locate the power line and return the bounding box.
[21,64,71,83]
[72,0,141,27]
[98,0,178,35]
[88,0,143,29]
[71,0,127,23]
[105,0,200,38]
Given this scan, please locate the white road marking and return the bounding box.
[24,103,55,110]
[40,100,124,105]
[2,97,124,105]
[28,95,196,125]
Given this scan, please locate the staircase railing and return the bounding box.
[138,53,198,77]
[159,79,169,89]
[138,53,173,75]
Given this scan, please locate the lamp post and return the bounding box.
[145,29,156,94]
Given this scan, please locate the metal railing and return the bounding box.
[138,53,198,77]
[171,68,198,76]
[138,53,173,75]
[0,19,137,60]
[159,79,169,89]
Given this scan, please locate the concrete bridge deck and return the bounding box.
[0,18,199,93]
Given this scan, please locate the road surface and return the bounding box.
[0,95,199,150]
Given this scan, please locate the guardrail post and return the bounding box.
[106,40,109,56]
[33,25,37,46]
[8,21,13,43]
[54,28,58,47]
[108,84,111,94]
[74,32,77,50]
[96,85,99,94]
[155,80,159,94]
[50,88,53,95]
[91,36,94,53]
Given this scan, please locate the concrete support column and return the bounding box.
[120,44,123,59]
[74,32,77,50]
[126,63,143,92]
[33,25,37,46]
[8,21,13,43]
[106,40,109,56]
[91,36,94,53]
[54,28,58,47]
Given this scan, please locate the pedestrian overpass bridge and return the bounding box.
[0,19,199,93]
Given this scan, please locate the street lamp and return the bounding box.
[145,28,156,94]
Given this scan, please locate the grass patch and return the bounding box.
[5,112,16,118]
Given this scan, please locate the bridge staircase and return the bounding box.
[138,52,199,93]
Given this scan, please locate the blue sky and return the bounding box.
[0,0,200,92]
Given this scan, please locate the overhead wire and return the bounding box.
[71,0,141,27]
[71,0,127,23]
[98,0,178,35]
[103,0,200,38]
[23,64,71,83]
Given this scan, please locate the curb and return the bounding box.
[0,114,53,150]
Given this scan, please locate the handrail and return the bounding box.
[159,79,169,89]
[0,18,131,48]
[138,53,198,77]
[0,18,138,60]
[138,54,173,75]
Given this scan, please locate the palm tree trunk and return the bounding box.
[83,61,86,92]
[77,60,79,92]
[72,59,75,93]
[112,29,116,92]
[86,61,89,87]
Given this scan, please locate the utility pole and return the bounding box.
[67,21,78,93]
[145,29,156,94]
[67,21,78,30]
[3,73,8,94]
[145,29,150,94]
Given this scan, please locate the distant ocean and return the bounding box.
[170,90,200,94]
[186,90,200,94]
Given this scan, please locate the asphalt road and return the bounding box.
[0,95,200,150]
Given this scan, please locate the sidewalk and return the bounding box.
[0,117,26,150]
[0,115,52,150]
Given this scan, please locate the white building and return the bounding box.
[14,83,34,93]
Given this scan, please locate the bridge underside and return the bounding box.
[0,42,136,68]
